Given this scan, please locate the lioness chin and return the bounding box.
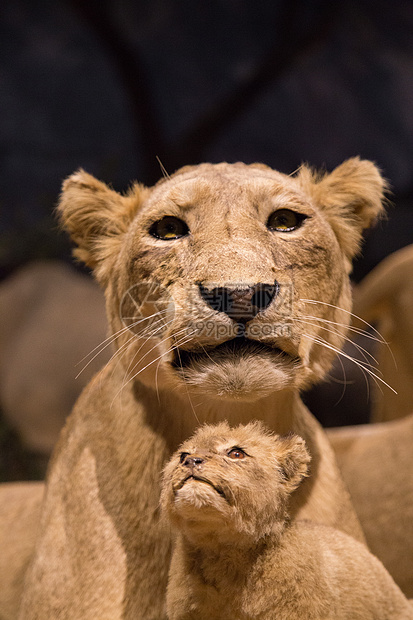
[0,159,386,620]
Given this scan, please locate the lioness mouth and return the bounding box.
[172,335,288,370]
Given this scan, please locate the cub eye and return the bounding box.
[149,216,189,240]
[267,209,306,232]
[227,447,247,460]
[179,452,190,464]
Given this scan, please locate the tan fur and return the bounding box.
[0,159,386,619]
[328,245,413,597]
[352,244,413,422]
[0,483,44,620]
[328,413,413,597]
[161,422,413,620]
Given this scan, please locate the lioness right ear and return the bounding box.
[57,170,150,283]
[297,158,388,263]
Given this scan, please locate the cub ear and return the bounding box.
[276,435,311,493]
[297,157,388,261]
[57,169,150,283]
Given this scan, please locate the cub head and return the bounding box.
[58,159,386,400]
[160,421,310,544]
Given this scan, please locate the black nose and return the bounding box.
[199,282,278,322]
[183,456,205,469]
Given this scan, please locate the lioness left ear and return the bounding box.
[277,435,311,492]
[297,157,388,261]
[57,170,150,284]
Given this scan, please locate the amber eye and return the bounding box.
[267,209,306,232]
[149,216,189,240]
[227,447,247,460]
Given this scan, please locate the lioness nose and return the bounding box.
[183,456,204,469]
[199,282,278,322]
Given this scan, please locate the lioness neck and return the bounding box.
[135,379,301,447]
[78,363,364,541]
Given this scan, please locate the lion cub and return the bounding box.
[161,422,413,620]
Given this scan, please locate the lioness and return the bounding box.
[161,421,413,620]
[1,159,386,620]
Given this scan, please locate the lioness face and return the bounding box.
[160,421,310,540]
[59,159,385,402]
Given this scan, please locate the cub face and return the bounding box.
[160,421,310,540]
[58,160,385,401]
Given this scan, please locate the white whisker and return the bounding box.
[116,327,197,400]
[75,310,169,377]
[302,333,397,394]
[174,346,200,425]
[156,155,171,179]
[300,298,386,344]
[300,298,397,369]
[294,317,379,368]
[113,332,198,405]
[299,314,387,345]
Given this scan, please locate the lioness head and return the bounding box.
[58,159,385,401]
[160,421,310,541]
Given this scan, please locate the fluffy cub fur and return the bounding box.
[161,422,413,620]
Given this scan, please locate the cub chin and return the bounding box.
[161,422,413,620]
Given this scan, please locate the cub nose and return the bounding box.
[183,456,205,469]
[199,282,279,322]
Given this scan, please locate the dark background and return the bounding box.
[2,0,413,280]
[1,0,413,478]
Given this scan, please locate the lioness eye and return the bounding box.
[149,215,189,241]
[179,452,190,464]
[149,216,189,240]
[267,209,306,232]
[227,447,246,459]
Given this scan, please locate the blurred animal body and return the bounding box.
[352,243,413,423]
[0,260,108,455]
[328,412,413,597]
